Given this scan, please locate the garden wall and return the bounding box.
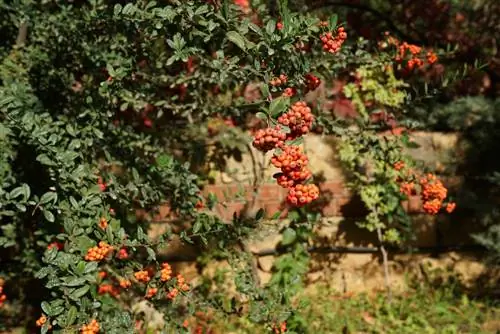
[151,131,496,294]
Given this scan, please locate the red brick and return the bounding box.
[263,201,289,219]
[408,195,422,213]
[257,183,284,202]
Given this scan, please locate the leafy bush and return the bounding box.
[0,0,488,332]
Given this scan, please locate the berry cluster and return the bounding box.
[117,247,128,259]
[119,279,131,288]
[80,319,100,334]
[277,101,314,139]
[320,27,347,54]
[271,146,312,188]
[36,315,50,329]
[286,183,320,206]
[134,270,151,283]
[84,241,113,261]
[253,100,320,207]
[176,274,190,292]
[391,38,438,72]
[420,174,452,215]
[160,262,172,281]
[282,87,297,97]
[146,287,158,298]
[394,163,456,215]
[304,73,321,92]
[252,126,287,152]
[98,284,120,297]
[270,74,288,87]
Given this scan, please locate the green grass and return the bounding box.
[213,284,499,334]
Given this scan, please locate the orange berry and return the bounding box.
[98,217,108,230]
[134,270,150,283]
[445,202,456,213]
[146,287,158,298]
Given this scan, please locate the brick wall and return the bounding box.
[201,131,460,221]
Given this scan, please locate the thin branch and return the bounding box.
[15,20,28,48]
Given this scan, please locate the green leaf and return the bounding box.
[281,228,297,246]
[146,247,156,260]
[192,221,202,233]
[70,285,90,299]
[40,192,57,205]
[113,4,122,15]
[329,14,338,30]
[270,210,282,220]
[255,111,268,120]
[43,210,55,223]
[226,31,246,51]
[266,20,276,35]
[9,186,24,199]
[63,276,86,287]
[269,96,290,116]
[41,301,52,316]
[65,306,77,326]
[84,261,98,274]
[255,208,265,221]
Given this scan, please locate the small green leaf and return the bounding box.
[255,111,268,120]
[226,31,246,51]
[255,208,265,221]
[329,14,338,30]
[269,96,290,116]
[43,210,55,223]
[270,210,282,220]
[70,285,90,299]
[40,192,57,205]
[281,228,297,246]
[66,306,77,326]
[41,301,52,316]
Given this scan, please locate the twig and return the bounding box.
[15,20,28,47]
[376,226,392,303]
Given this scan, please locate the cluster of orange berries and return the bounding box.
[134,270,151,283]
[270,74,288,87]
[252,125,287,152]
[84,241,113,261]
[160,262,172,281]
[394,162,456,215]
[36,315,50,329]
[271,146,312,188]
[320,27,347,54]
[277,101,314,139]
[253,101,319,207]
[420,174,455,215]
[98,283,120,297]
[80,319,100,334]
[0,279,6,308]
[389,38,438,72]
